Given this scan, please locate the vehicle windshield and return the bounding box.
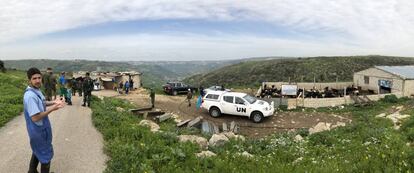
[243,95,257,104]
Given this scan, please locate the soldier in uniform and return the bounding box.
[42,68,53,101]
[77,77,83,96]
[82,72,94,107]
[71,77,77,96]
[187,89,193,107]
[150,88,155,108]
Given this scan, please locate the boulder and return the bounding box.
[222,132,236,139]
[209,134,229,147]
[331,122,346,129]
[240,151,253,158]
[234,135,246,141]
[309,122,331,134]
[116,107,125,112]
[178,135,208,149]
[139,120,160,132]
[294,135,303,142]
[196,151,216,158]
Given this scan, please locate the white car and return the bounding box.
[203,85,231,94]
[201,91,274,123]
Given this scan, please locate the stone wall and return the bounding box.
[284,92,403,109]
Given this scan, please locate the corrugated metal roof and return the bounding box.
[375,66,414,79]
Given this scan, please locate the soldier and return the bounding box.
[42,68,53,101]
[187,88,193,107]
[82,72,94,107]
[150,88,155,108]
[77,77,83,96]
[71,77,77,96]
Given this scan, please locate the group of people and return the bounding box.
[117,79,134,95]
[43,68,94,107]
[23,67,97,173]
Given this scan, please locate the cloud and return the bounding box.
[1,0,414,59]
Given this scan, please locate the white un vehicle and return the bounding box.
[201,91,274,123]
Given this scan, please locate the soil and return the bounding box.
[94,89,352,138]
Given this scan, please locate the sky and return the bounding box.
[1,0,414,61]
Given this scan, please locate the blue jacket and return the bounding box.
[23,87,53,164]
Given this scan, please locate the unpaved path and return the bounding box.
[0,96,107,173]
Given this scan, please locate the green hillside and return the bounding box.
[0,70,26,127]
[4,59,235,90]
[184,56,414,88]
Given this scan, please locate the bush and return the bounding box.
[382,94,398,103]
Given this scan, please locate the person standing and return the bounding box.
[24,67,65,173]
[150,88,155,108]
[199,86,205,97]
[82,72,94,107]
[130,79,134,91]
[118,81,124,94]
[187,89,193,107]
[71,77,77,96]
[77,77,83,97]
[42,68,53,101]
[59,72,72,105]
[125,81,130,95]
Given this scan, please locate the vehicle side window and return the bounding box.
[206,94,219,100]
[223,96,234,103]
[235,97,245,105]
[176,83,182,87]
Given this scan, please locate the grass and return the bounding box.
[0,70,26,128]
[91,94,414,172]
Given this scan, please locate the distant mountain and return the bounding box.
[183,56,414,88]
[3,59,239,89]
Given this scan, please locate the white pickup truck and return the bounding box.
[201,91,274,123]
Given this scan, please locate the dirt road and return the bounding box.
[0,96,107,173]
[96,90,351,138]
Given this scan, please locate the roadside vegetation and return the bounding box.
[91,95,414,172]
[0,70,26,127]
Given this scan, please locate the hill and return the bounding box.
[184,56,414,88]
[3,59,237,90]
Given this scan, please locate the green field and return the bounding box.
[0,70,26,127]
[91,95,414,172]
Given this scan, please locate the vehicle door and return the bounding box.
[176,83,183,93]
[234,97,249,116]
[221,95,236,114]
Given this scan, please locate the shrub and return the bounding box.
[382,94,398,103]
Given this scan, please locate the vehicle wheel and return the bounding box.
[172,90,178,96]
[209,107,221,118]
[251,111,264,123]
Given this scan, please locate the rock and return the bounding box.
[377,112,411,129]
[241,151,253,158]
[178,135,208,149]
[222,132,236,139]
[309,122,331,134]
[116,107,125,112]
[209,134,229,147]
[293,157,303,164]
[376,113,387,118]
[139,120,160,132]
[331,122,346,129]
[396,106,404,111]
[294,135,303,142]
[196,151,216,158]
[234,135,246,141]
